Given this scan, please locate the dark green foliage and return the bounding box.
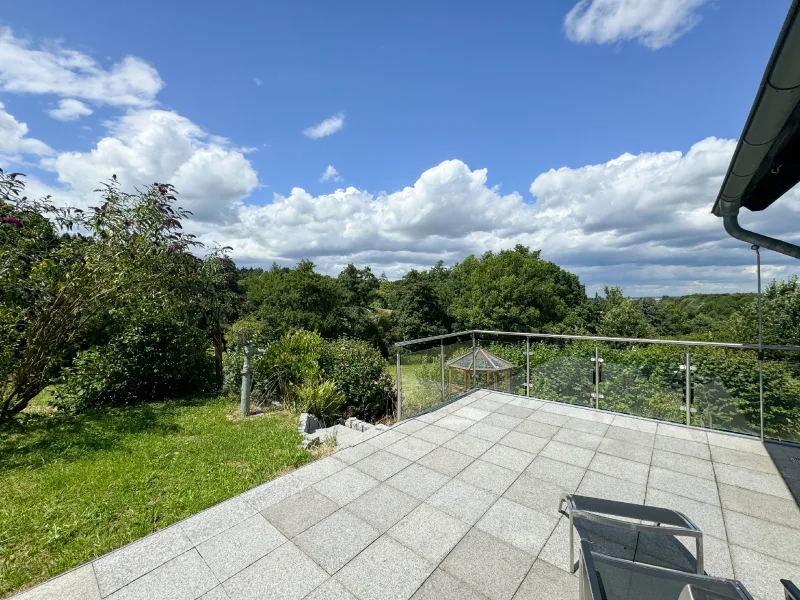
[449,245,585,331]
[54,305,214,411]
[320,337,396,421]
[243,260,346,340]
[388,269,453,341]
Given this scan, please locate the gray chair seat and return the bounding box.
[578,540,753,600]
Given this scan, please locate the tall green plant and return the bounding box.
[1,173,202,419]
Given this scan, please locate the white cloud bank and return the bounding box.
[48,98,93,121]
[303,112,345,139]
[0,26,795,297]
[204,138,800,296]
[564,0,709,50]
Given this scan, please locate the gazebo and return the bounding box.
[446,346,515,396]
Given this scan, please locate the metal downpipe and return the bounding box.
[723,213,800,259]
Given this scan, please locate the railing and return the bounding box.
[394,330,800,444]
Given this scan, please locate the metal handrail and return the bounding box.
[394,329,800,352]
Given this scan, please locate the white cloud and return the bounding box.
[253,77,262,86]
[320,165,342,182]
[564,0,709,50]
[43,109,258,222]
[0,27,162,107]
[47,98,93,121]
[303,112,345,139]
[0,101,53,158]
[192,139,799,296]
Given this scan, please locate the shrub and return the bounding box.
[320,337,395,421]
[294,380,345,424]
[54,307,213,411]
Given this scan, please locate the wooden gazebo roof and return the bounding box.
[446,347,514,372]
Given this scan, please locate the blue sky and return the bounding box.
[1,0,798,295]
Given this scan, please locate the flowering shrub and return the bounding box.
[319,337,395,421]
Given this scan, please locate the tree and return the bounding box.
[243,260,346,340]
[1,172,201,418]
[389,269,452,341]
[449,245,585,332]
[598,286,652,338]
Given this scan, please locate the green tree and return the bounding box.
[244,260,346,340]
[598,286,652,338]
[449,245,585,332]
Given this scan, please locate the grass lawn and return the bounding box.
[0,395,312,598]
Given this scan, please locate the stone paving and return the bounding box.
[14,390,800,600]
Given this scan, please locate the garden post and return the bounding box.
[240,339,253,417]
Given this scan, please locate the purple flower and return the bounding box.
[1,216,21,228]
[167,246,176,254]
[18,255,31,264]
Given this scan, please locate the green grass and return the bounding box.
[0,395,312,597]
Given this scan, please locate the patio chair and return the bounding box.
[577,539,754,600]
[782,580,800,600]
[559,494,704,575]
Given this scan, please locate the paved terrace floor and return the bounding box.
[15,390,800,600]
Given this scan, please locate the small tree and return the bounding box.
[0,172,200,418]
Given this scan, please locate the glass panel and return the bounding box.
[399,343,442,419]
[691,347,760,437]
[443,335,476,400]
[474,333,527,396]
[598,342,685,424]
[527,338,594,406]
[762,349,800,443]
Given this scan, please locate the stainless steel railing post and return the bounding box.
[526,336,531,398]
[685,352,692,426]
[440,339,446,403]
[396,351,402,421]
[754,245,765,441]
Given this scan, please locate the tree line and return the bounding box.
[3,170,798,427]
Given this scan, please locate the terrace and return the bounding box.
[15,361,800,600]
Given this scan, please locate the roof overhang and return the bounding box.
[713,0,800,218]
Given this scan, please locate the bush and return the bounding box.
[294,380,345,424]
[320,337,395,421]
[223,328,325,407]
[54,307,214,411]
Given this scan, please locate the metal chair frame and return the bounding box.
[560,493,704,575]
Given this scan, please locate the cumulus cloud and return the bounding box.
[564,0,709,50]
[0,101,53,158]
[194,139,799,296]
[47,98,93,121]
[43,109,258,222]
[303,112,345,139]
[0,27,162,107]
[320,165,342,182]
